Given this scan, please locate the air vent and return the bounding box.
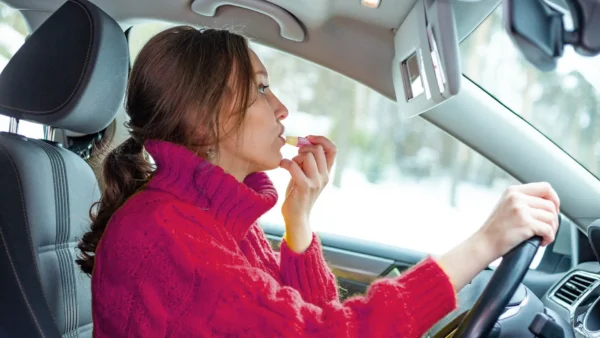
[552,272,599,308]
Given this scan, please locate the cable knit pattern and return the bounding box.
[91,140,457,337]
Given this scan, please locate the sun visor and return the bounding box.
[0,0,128,134]
[392,0,461,117]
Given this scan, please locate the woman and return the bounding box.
[77,26,560,337]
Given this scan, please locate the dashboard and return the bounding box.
[426,262,600,337]
[543,262,600,337]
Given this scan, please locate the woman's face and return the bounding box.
[217,49,289,180]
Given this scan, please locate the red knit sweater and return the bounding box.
[91,140,457,337]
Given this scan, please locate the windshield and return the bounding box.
[459,5,600,178]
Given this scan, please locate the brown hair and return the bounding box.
[76,26,254,275]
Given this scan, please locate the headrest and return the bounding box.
[0,0,128,134]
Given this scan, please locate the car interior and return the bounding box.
[1,0,600,337]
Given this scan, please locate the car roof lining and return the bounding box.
[3,0,499,101]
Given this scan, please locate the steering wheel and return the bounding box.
[452,236,542,338]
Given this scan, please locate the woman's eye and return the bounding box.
[258,84,269,95]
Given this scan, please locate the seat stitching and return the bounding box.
[47,142,75,335]
[34,140,79,336]
[0,144,46,338]
[38,242,77,254]
[20,141,58,319]
[64,250,79,338]
[0,0,93,114]
[64,322,93,337]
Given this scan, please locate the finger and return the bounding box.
[307,135,337,171]
[523,195,559,225]
[528,207,558,233]
[523,195,556,214]
[299,151,319,179]
[530,220,556,247]
[291,154,304,167]
[298,145,327,173]
[515,182,560,213]
[280,159,308,190]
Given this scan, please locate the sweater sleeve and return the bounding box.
[278,233,339,306]
[244,223,339,306]
[209,255,457,337]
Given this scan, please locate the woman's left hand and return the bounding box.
[279,135,337,253]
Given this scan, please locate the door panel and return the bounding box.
[266,234,394,279]
[263,223,427,299]
[266,234,392,298]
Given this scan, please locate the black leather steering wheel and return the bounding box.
[452,236,542,338]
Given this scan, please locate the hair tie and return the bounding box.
[123,136,144,155]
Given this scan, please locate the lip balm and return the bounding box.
[285,136,312,147]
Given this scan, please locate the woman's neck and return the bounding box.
[214,156,254,182]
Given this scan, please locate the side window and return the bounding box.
[251,43,546,267]
[0,4,44,139]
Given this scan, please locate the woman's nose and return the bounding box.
[273,96,288,120]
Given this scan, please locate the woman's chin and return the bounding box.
[267,153,285,171]
[251,153,283,173]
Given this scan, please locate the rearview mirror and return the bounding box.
[503,0,565,72]
[504,0,600,72]
[392,0,461,117]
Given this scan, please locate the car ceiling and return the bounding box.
[2,0,497,100]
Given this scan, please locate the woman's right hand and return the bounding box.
[279,136,337,253]
[437,182,560,292]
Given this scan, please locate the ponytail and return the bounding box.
[76,137,153,275]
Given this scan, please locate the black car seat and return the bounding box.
[0,0,128,336]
